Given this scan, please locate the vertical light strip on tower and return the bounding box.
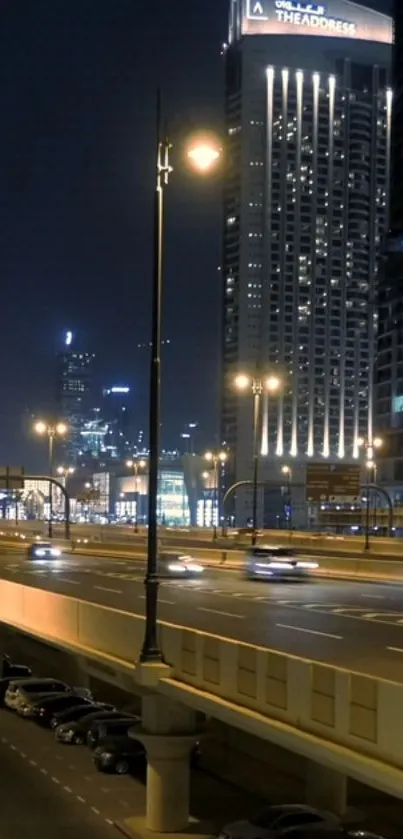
[322,74,336,458]
[260,65,275,457]
[291,69,303,457]
[308,72,320,458]
[276,67,289,457]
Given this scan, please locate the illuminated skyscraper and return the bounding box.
[376,2,403,496]
[56,332,96,462]
[221,0,392,523]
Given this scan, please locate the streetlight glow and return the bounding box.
[187,142,221,172]
[204,451,213,462]
[373,437,383,449]
[34,421,47,435]
[56,422,67,436]
[265,375,282,393]
[282,465,291,476]
[234,374,251,391]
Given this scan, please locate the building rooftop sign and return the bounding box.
[240,0,392,43]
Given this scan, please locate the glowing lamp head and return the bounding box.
[204,451,213,463]
[138,459,147,469]
[218,452,227,463]
[56,422,67,436]
[126,460,133,468]
[373,437,383,449]
[234,374,251,391]
[266,375,282,393]
[282,465,291,476]
[187,140,221,172]
[34,421,47,435]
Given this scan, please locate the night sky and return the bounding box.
[0,0,393,470]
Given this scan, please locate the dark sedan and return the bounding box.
[29,694,95,727]
[94,735,201,775]
[50,701,115,730]
[87,716,141,750]
[55,710,138,745]
[93,736,145,775]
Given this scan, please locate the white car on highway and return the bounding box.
[158,552,204,578]
[245,546,318,581]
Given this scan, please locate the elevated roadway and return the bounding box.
[2,550,403,681]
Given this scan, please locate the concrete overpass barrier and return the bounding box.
[1,577,403,794]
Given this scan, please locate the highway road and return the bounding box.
[4,551,403,680]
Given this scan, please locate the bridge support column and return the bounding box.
[306,761,347,815]
[127,665,200,833]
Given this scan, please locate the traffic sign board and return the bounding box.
[0,467,25,491]
[306,463,361,502]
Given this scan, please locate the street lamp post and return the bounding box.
[358,436,383,552]
[140,93,222,663]
[281,465,292,535]
[34,421,67,539]
[126,458,147,533]
[235,374,282,545]
[204,451,227,540]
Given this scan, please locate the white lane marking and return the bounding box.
[20,751,26,758]
[276,623,343,640]
[58,578,80,585]
[40,768,47,775]
[138,595,174,605]
[77,795,86,803]
[361,594,385,600]
[387,646,403,654]
[64,785,72,793]
[52,776,60,784]
[94,585,122,594]
[198,606,245,620]
[30,759,37,766]
[91,807,101,815]
[10,744,16,751]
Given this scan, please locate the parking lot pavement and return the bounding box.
[0,708,146,825]
[0,733,124,839]
[0,707,266,832]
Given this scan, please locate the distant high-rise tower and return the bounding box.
[56,331,95,462]
[221,0,392,524]
[376,1,403,497]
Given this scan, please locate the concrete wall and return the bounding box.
[2,577,403,800]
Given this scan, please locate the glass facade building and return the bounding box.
[376,2,403,493]
[56,345,96,463]
[221,0,392,524]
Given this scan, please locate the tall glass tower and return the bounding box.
[376,1,403,499]
[221,0,392,524]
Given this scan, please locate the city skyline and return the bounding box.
[0,0,393,474]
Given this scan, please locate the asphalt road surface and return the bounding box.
[3,551,403,680]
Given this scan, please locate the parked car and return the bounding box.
[87,716,141,750]
[5,678,91,714]
[158,552,204,578]
[93,734,200,775]
[50,702,115,731]
[244,547,318,581]
[55,709,134,745]
[93,736,146,774]
[27,694,96,726]
[27,541,61,560]
[0,676,32,706]
[0,654,32,680]
[219,805,340,839]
